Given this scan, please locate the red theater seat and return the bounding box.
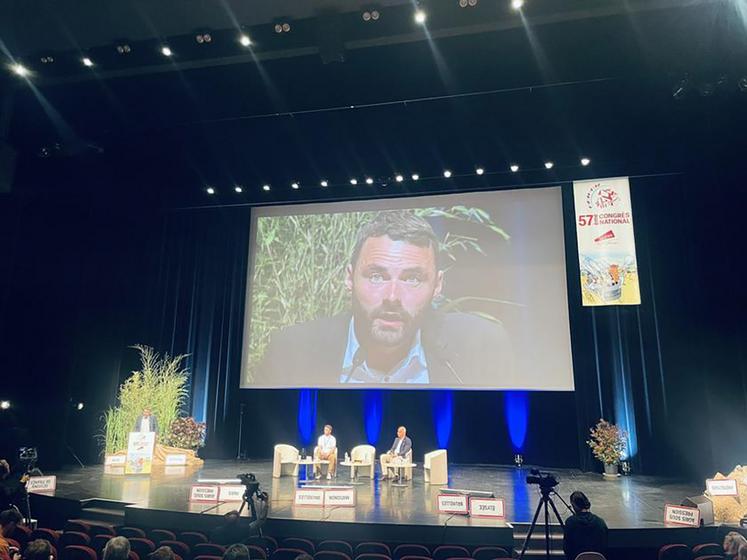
[471,547,509,560]
[60,532,91,548]
[11,525,32,548]
[319,542,353,556]
[692,545,722,557]
[193,545,224,557]
[659,544,693,560]
[128,538,156,560]
[63,545,97,560]
[399,555,431,560]
[91,535,112,554]
[693,556,724,560]
[356,554,391,560]
[177,534,208,549]
[246,537,277,555]
[129,552,140,560]
[193,555,222,560]
[394,545,431,560]
[32,529,60,547]
[314,551,351,560]
[64,522,92,535]
[247,546,268,560]
[117,528,147,539]
[281,539,314,555]
[159,541,190,560]
[88,527,116,539]
[355,544,391,557]
[271,548,307,560]
[433,546,469,560]
[148,531,177,546]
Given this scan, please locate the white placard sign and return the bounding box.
[437,494,469,514]
[574,177,640,306]
[189,485,219,502]
[469,497,505,518]
[219,485,246,502]
[26,475,57,494]
[104,455,126,466]
[664,504,701,527]
[165,454,188,466]
[706,478,739,497]
[294,488,326,507]
[324,487,356,507]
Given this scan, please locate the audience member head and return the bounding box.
[724,532,747,556]
[294,555,313,560]
[24,540,54,560]
[149,547,175,560]
[222,510,240,525]
[103,537,131,560]
[570,491,591,514]
[0,509,23,536]
[222,544,250,560]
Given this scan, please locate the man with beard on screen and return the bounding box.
[254,210,514,387]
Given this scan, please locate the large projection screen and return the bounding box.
[241,187,574,390]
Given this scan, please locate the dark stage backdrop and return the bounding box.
[2,172,746,480]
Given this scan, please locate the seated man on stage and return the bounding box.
[314,424,337,480]
[380,426,412,480]
[133,407,159,434]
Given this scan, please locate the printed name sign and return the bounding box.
[26,475,57,494]
[706,478,739,497]
[165,454,188,466]
[664,504,700,527]
[219,485,246,502]
[324,487,356,507]
[104,455,126,466]
[294,488,326,507]
[469,497,506,518]
[437,494,469,514]
[189,485,219,502]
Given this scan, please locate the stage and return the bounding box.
[29,459,719,552]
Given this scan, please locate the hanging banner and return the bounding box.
[574,177,641,306]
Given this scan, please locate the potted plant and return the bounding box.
[587,419,627,477]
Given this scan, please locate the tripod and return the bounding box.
[518,486,570,559]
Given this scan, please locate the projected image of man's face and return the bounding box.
[347,235,443,354]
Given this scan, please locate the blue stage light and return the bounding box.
[364,390,383,445]
[432,391,453,448]
[297,389,318,446]
[505,391,529,451]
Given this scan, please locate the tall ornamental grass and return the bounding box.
[102,345,190,454]
[246,206,509,379]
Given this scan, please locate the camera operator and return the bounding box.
[0,461,29,519]
[563,491,608,560]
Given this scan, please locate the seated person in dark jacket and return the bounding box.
[563,491,608,560]
[210,510,246,545]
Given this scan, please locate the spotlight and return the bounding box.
[161,46,173,57]
[371,10,380,20]
[365,177,374,185]
[511,0,524,9]
[414,9,427,24]
[262,184,271,191]
[395,174,404,183]
[206,187,215,195]
[195,33,212,44]
[82,57,94,67]
[411,173,420,181]
[580,157,591,167]
[291,182,300,189]
[350,178,358,185]
[320,180,329,187]
[76,402,85,411]
[0,400,10,410]
[282,23,291,32]
[510,164,520,173]
[459,0,478,7]
[514,454,524,468]
[116,44,131,54]
[239,35,252,47]
[40,56,55,64]
[443,169,452,178]
[739,77,747,93]
[544,161,554,170]
[475,167,485,175]
[10,63,29,77]
[234,185,243,193]
[274,24,283,33]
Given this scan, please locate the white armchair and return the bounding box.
[423,449,448,485]
[349,444,376,479]
[272,444,300,478]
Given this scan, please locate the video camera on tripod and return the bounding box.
[236,473,268,536]
[525,468,559,492]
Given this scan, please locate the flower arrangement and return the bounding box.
[166,417,206,450]
[587,419,627,465]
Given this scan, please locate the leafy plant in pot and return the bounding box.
[587,419,627,477]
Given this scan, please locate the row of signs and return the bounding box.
[105,453,188,467]
[190,484,246,503]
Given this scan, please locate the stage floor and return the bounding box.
[43,459,703,533]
